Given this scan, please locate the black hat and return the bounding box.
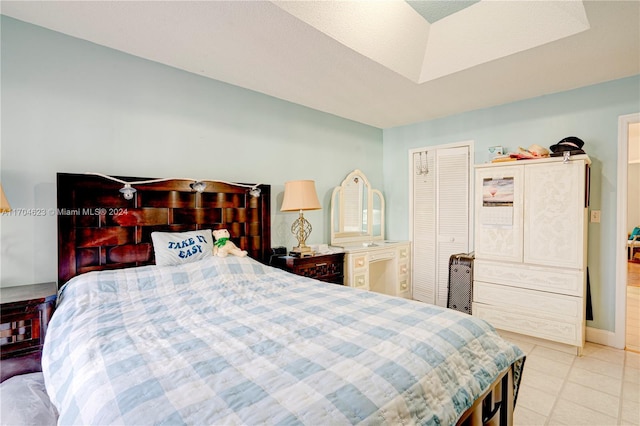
[550,136,585,155]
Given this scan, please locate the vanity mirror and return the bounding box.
[330,169,384,246]
[330,170,411,299]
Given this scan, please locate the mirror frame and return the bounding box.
[330,169,385,245]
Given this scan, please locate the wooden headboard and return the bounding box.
[57,173,271,286]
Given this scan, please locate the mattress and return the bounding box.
[42,256,524,425]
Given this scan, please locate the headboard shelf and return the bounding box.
[57,173,271,286]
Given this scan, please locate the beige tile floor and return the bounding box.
[503,334,640,425]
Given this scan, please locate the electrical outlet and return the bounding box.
[590,210,601,223]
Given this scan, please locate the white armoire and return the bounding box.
[411,144,472,306]
[472,155,590,354]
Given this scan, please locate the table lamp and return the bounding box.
[0,184,11,213]
[281,180,321,256]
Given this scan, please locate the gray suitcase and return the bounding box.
[447,253,474,315]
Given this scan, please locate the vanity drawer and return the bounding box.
[397,261,410,298]
[352,273,368,290]
[399,263,409,276]
[352,255,368,270]
[399,245,409,260]
[474,259,584,296]
[369,251,395,262]
[397,278,411,299]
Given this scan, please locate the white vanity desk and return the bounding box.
[330,170,411,299]
[335,241,411,298]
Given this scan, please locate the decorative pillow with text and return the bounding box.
[151,229,214,266]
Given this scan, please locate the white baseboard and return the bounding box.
[586,326,623,349]
[497,327,622,356]
[497,330,580,355]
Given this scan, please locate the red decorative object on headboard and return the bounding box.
[57,173,271,286]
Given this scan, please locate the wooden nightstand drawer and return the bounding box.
[272,252,345,285]
[1,282,57,382]
[0,309,43,354]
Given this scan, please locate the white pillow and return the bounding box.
[0,372,58,425]
[151,229,214,266]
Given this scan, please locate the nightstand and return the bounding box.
[0,282,57,382]
[272,252,345,285]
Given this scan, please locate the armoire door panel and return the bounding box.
[474,165,524,262]
[523,161,586,269]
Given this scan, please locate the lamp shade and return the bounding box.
[281,180,321,212]
[0,183,11,213]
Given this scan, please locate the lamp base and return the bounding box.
[290,246,314,258]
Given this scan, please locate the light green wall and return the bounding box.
[383,75,640,333]
[0,16,383,286]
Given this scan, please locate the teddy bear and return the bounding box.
[212,229,248,257]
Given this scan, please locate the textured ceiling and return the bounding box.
[1,1,639,129]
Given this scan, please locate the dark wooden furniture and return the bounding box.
[57,173,271,286]
[272,252,345,285]
[0,282,57,382]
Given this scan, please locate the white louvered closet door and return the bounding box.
[412,151,436,304]
[411,145,470,306]
[435,147,470,306]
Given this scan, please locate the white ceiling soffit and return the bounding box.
[273,1,430,84]
[273,0,590,83]
[420,1,590,82]
[0,1,638,129]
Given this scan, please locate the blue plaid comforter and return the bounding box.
[43,256,524,425]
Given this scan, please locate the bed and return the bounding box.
[40,173,525,425]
